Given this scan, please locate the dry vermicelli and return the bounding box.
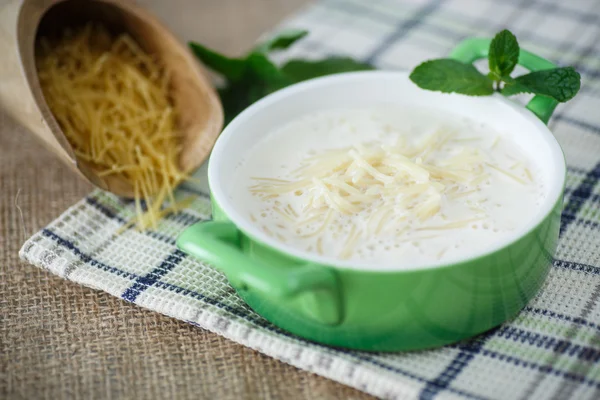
[36,23,192,231]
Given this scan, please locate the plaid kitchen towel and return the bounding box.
[19,0,600,399]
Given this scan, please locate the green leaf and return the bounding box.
[189,42,246,81]
[253,29,309,54]
[500,75,516,85]
[189,29,377,125]
[216,55,291,124]
[281,57,373,82]
[501,67,581,102]
[488,29,520,77]
[218,86,249,124]
[409,59,494,95]
[246,53,289,83]
[218,81,276,124]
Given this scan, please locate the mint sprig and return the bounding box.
[409,29,581,103]
[190,30,372,123]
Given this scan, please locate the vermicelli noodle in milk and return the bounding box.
[231,107,546,269]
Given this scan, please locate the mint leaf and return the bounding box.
[500,75,516,85]
[217,54,291,123]
[489,29,520,78]
[501,67,581,102]
[281,57,373,82]
[190,31,373,124]
[189,42,246,81]
[253,29,308,53]
[409,59,494,95]
[219,76,288,123]
[246,53,289,82]
[189,30,307,81]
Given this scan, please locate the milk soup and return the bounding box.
[230,107,547,269]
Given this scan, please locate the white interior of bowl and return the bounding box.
[208,71,565,271]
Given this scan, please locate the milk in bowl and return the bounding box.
[230,106,547,269]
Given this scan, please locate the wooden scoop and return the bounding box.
[0,0,223,197]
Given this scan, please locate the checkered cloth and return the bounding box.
[19,0,600,398]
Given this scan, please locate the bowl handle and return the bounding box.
[449,38,558,125]
[177,221,343,325]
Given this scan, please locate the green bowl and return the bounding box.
[176,39,566,351]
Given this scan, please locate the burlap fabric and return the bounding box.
[1,1,370,399]
[7,0,600,399]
